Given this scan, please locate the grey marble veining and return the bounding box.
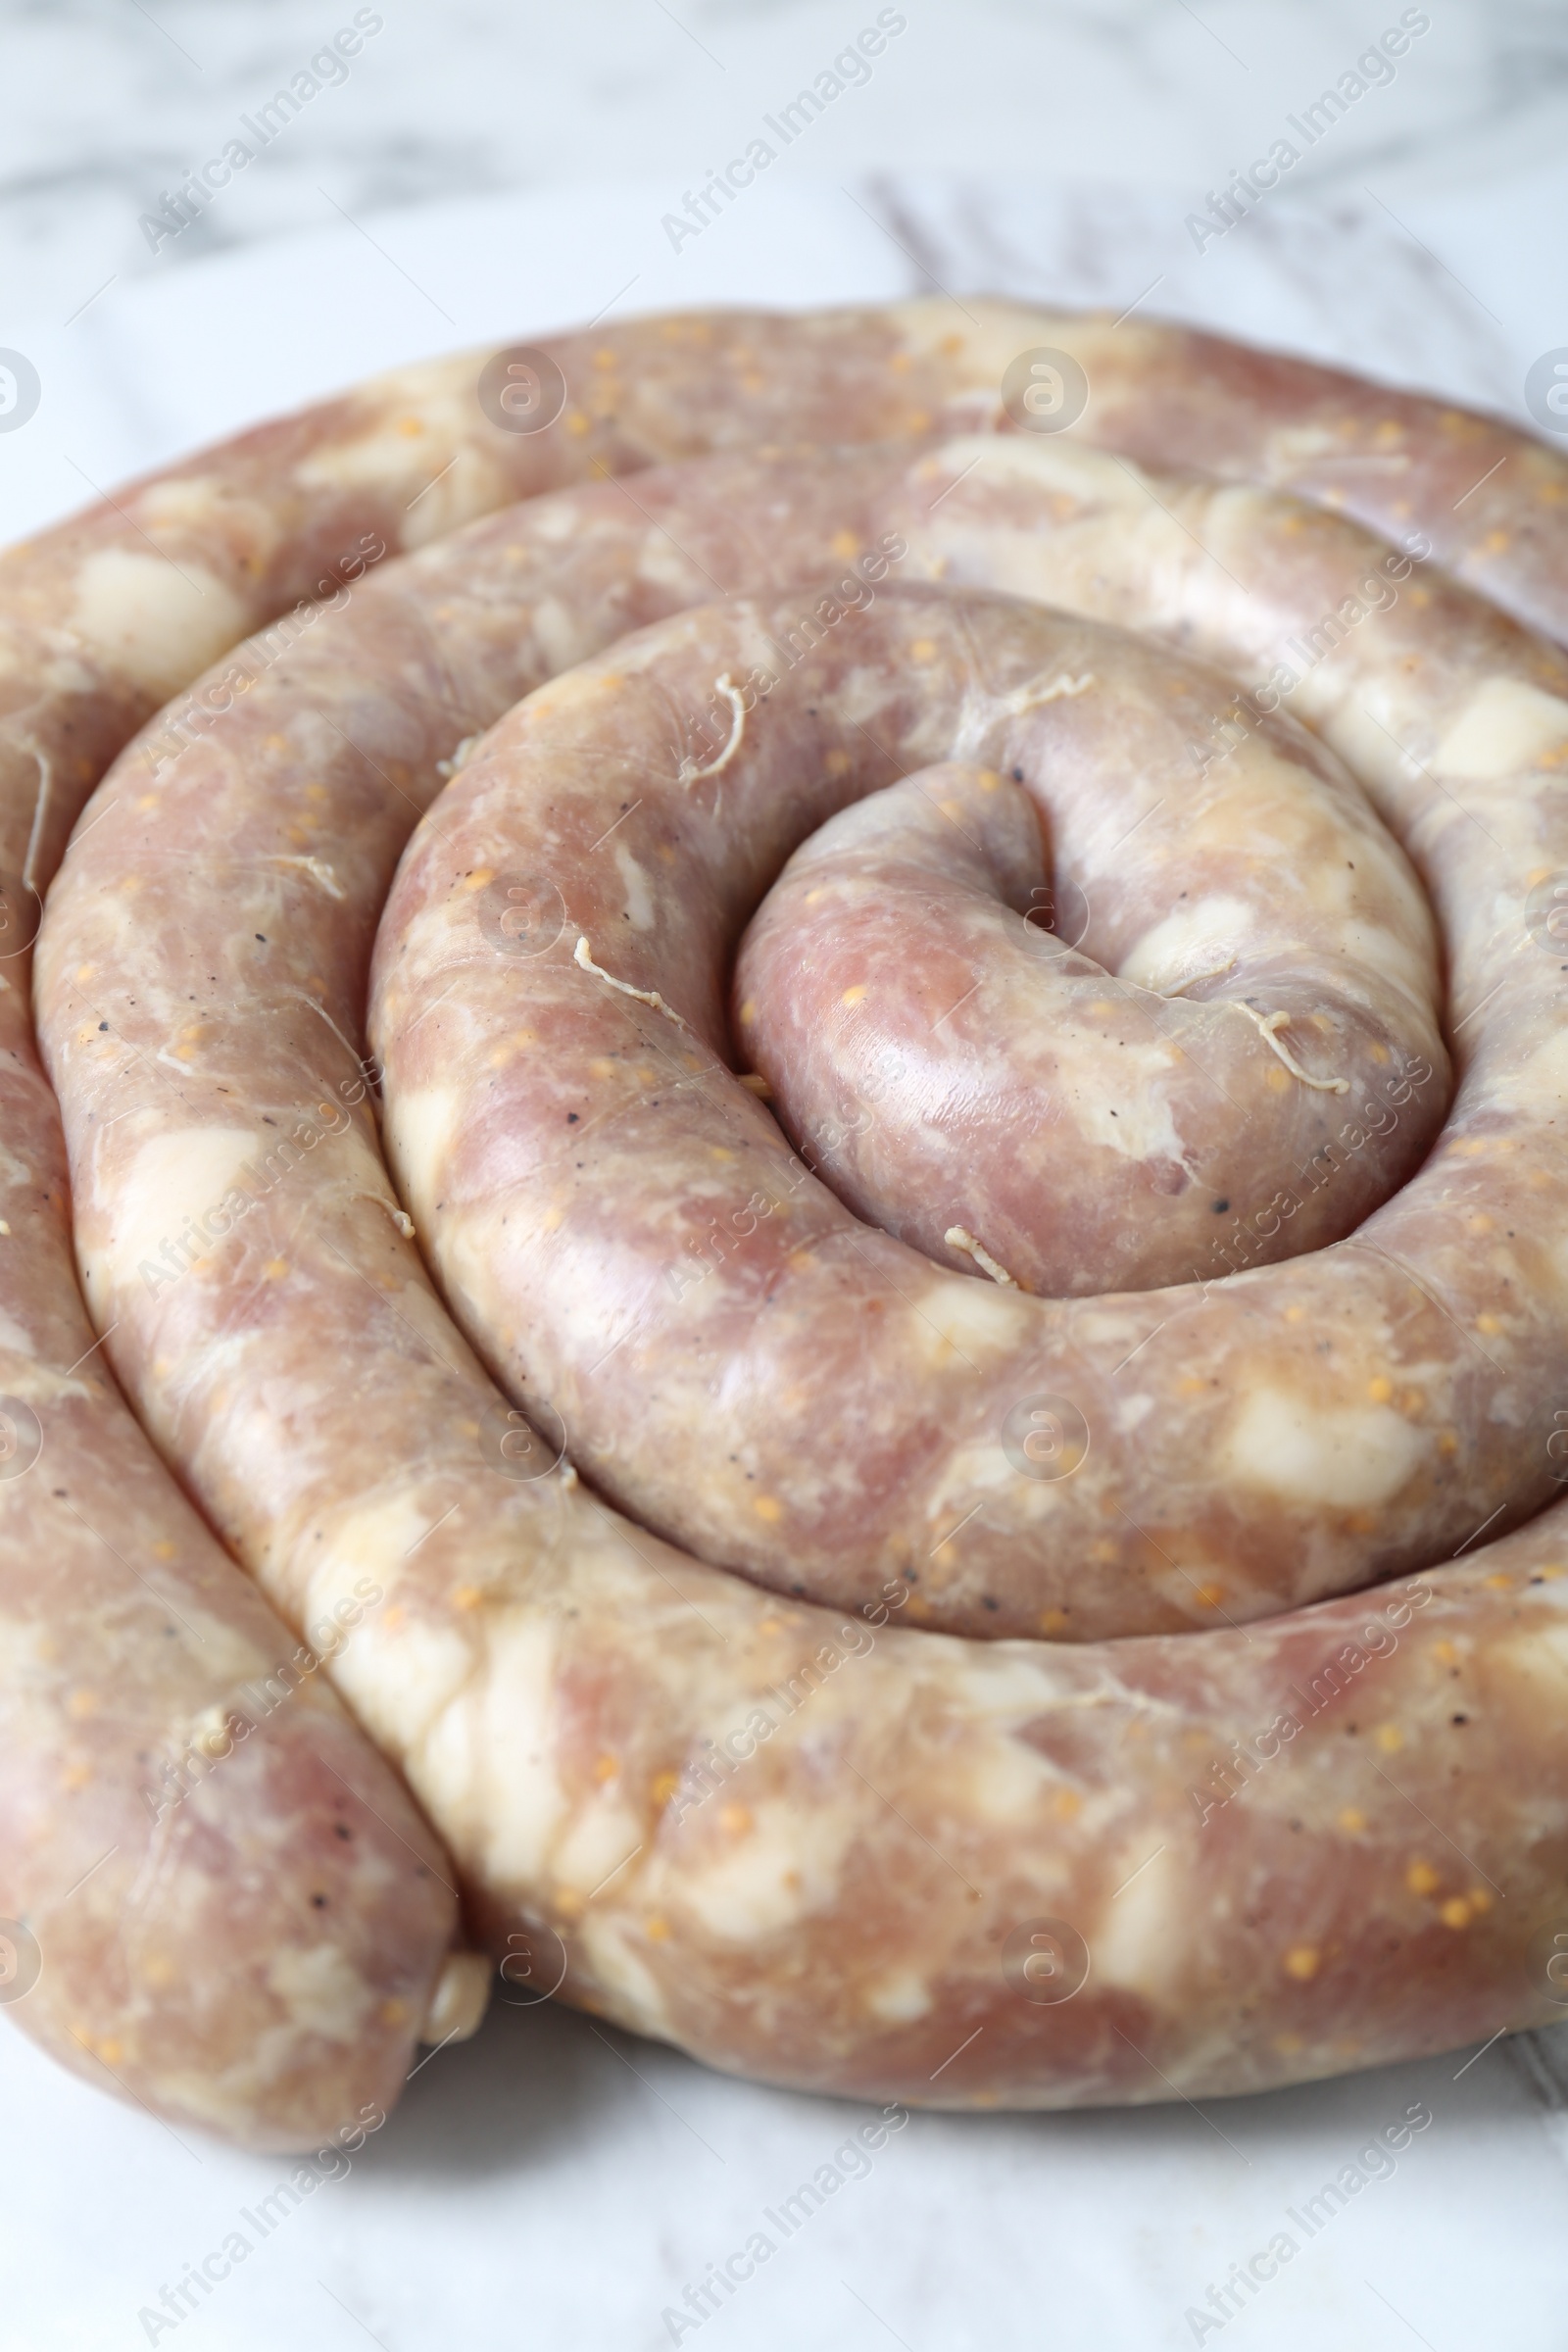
[860,172,1533,410]
[2,0,1566,329]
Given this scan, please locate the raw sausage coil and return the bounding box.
[5,299,1568,2144]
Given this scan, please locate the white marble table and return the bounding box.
[2,5,1568,2346]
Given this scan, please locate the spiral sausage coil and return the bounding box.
[2,299,1567,2149]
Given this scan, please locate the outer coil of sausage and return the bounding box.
[0,299,1097,2144]
[32,411,1568,2117]
[0,974,464,2149]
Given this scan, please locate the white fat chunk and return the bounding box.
[384,1086,461,1207]
[108,1126,261,1287]
[1116,898,1254,995]
[1091,1843,1181,2002]
[613,843,657,932]
[266,1941,376,2040]
[1223,1388,1426,1509]
[1433,677,1568,779]
[71,549,250,701]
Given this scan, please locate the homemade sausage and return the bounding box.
[28,377,1568,2126]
